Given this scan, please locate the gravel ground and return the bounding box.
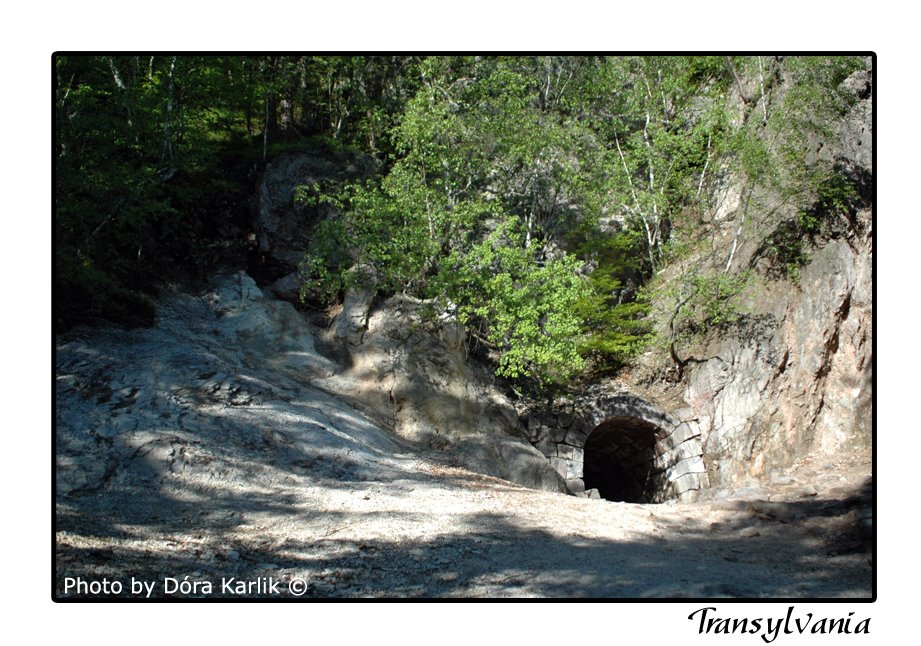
[55,278,872,600]
[55,439,872,599]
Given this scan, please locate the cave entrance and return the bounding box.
[583,417,663,503]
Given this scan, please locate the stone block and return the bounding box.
[558,412,575,428]
[672,407,698,423]
[549,457,568,479]
[565,478,585,494]
[564,428,588,447]
[549,426,570,443]
[676,487,702,503]
[606,402,632,419]
[556,444,574,460]
[566,459,583,480]
[671,472,702,495]
[667,421,701,445]
[663,413,682,428]
[671,439,703,462]
[654,439,702,470]
[532,440,555,457]
[666,455,706,481]
[530,425,551,443]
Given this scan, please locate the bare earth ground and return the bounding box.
[56,442,872,599]
[55,283,872,599]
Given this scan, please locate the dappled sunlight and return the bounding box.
[57,450,872,598]
[56,268,871,599]
[54,55,874,603]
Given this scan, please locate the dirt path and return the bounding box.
[56,443,871,599]
[55,277,872,599]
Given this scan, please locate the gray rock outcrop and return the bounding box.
[677,62,873,491]
[254,151,376,275]
[684,227,872,490]
[56,272,565,500]
[56,273,388,500]
[318,291,567,493]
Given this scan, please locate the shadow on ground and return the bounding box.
[56,470,873,599]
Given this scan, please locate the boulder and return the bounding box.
[267,272,302,302]
[318,290,568,493]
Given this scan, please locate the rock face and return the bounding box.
[677,64,874,491]
[57,273,383,499]
[254,152,374,273]
[253,151,379,300]
[56,272,565,499]
[684,227,872,491]
[317,292,567,493]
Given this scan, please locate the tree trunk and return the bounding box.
[162,56,177,170]
[724,56,754,104]
[279,86,294,140]
[615,131,657,273]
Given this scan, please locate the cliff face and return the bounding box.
[656,62,874,491]
[684,226,872,489]
[236,59,874,498]
[313,289,568,492]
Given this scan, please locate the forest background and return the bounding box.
[55,54,867,396]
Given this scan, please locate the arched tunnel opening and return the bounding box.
[583,417,665,503]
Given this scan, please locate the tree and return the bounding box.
[574,56,733,274]
[301,56,595,387]
[56,54,868,391]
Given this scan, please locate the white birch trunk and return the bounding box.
[757,56,769,126]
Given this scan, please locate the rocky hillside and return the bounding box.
[57,272,562,501]
[628,59,873,493]
[55,55,873,599]
[55,272,871,598]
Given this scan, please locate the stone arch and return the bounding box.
[525,394,708,502]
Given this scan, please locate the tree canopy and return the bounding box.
[56,54,869,393]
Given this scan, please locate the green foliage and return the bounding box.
[572,230,654,372]
[813,169,862,219]
[303,177,446,297]
[299,57,605,387]
[705,56,868,286]
[778,56,864,137]
[762,56,865,201]
[298,55,866,387]
[760,169,863,281]
[300,180,589,387]
[55,55,422,331]
[265,134,359,158]
[577,297,654,370]
[671,272,751,341]
[57,54,867,393]
[694,273,750,327]
[55,243,158,329]
[571,56,734,272]
[438,220,588,385]
[55,55,261,329]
